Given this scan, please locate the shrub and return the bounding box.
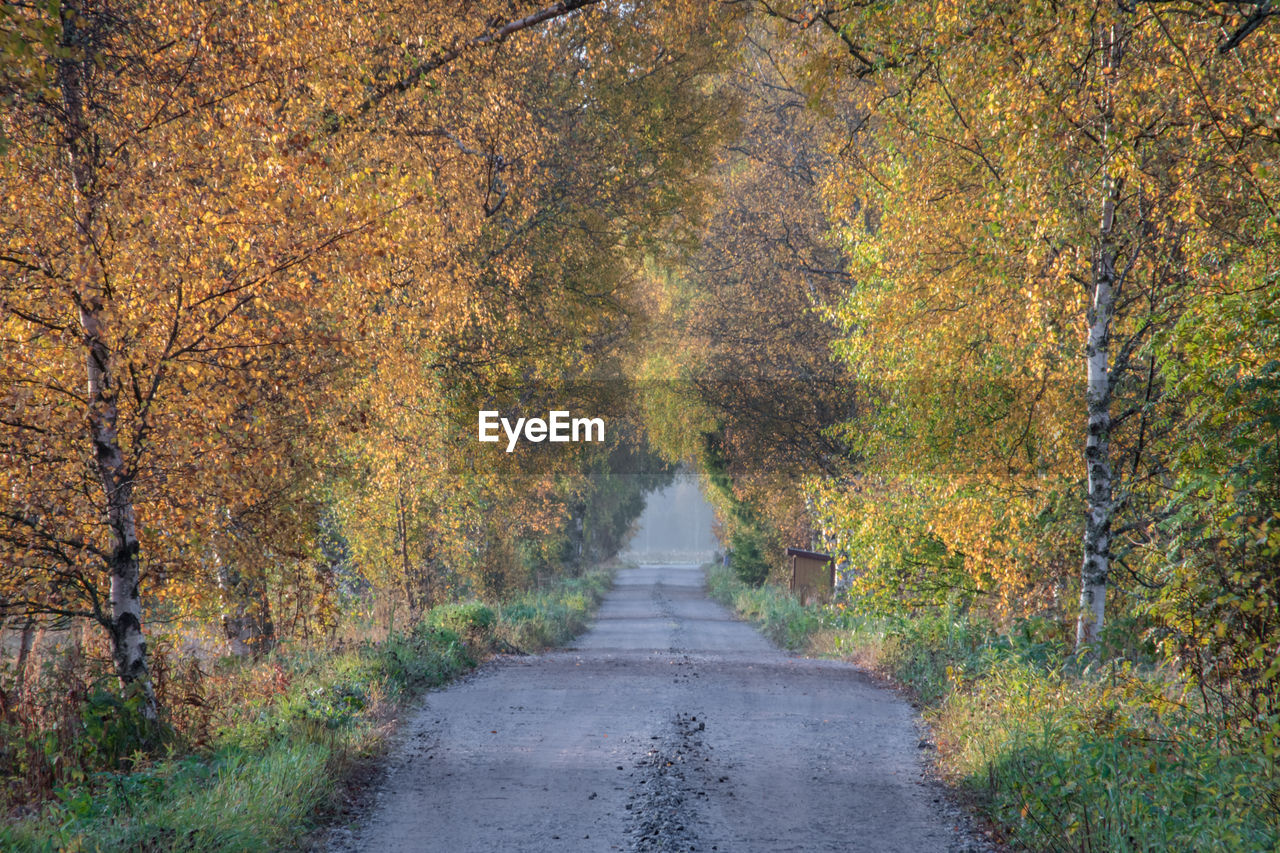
[426,602,497,645]
[729,529,770,587]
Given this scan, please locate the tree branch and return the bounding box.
[338,0,605,133]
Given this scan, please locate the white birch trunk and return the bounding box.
[60,2,156,716]
[82,300,157,715]
[1076,24,1123,650]
[1077,215,1115,648]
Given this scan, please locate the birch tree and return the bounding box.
[1078,24,1125,647]
[761,0,1279,643]
[0,0,635,712]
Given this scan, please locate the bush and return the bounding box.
[426,602,496,645]
[495,571,611,651]
[939,661,1280,851]
[1,740,333,852]
[729,529,770,587]
[709,564,819,649]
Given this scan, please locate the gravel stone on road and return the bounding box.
[334,564,990,852]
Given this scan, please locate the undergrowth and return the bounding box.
[0,569,612,852]
[708,566,1280,852]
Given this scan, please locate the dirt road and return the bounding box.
[338,565,984,852]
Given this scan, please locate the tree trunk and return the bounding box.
[1076,24,1123,650]
[14,618,36,699]
[1077,205,1116,648]
[566,500,586,568]
[60,2,157,715]
[414,550,435,614]
[83,300,157,715]
[396,494,422,618]
[217,558,277,658]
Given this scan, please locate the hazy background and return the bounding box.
[619,472,720,564]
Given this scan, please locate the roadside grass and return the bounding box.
[708,566,1280,852]
[0,569,613,852]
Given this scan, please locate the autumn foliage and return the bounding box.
[0,0,726,809]
[2,0,1279,845]
[650,0,1280,727]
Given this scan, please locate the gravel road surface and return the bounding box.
[337,565,986,852]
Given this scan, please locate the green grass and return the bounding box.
[1,569,613,852]
[708,565,1280,852]
[496,571,611,650]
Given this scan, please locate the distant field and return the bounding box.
[619,549,717,565]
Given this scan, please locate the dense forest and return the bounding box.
[1,0,1277,849]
